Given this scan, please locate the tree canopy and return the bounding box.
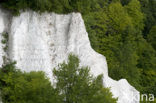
[53,54,117,103]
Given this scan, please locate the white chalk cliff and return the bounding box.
[0,9,139,103]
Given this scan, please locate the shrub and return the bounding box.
[0,62,59,103]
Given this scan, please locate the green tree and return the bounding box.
[84,0,145,91]
[53,54,117,103]
[0,62,60,103]
[125,0,144,33]
[136,39,156,94]
[147,26,156,50]
[138,0,156,38]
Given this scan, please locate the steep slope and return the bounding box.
[0,9,139,103]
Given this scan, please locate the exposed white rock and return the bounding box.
[0,8,11,67]
[0,9,139,103]
[0,9,5,67]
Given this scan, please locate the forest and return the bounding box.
[0,0,156,102]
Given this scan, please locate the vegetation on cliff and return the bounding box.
[0,55,117,103]
[0,0,156,100]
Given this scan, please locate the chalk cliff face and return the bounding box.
[0,9,139,103]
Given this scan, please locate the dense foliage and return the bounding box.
[0,62,60,103]
[83,0,156,97]
[0,0,92,15]
[82,0,156,98]
[53,54,117,103]
[0,55,117,103]
[0,0,156,101]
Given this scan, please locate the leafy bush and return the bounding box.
[0,62,59,103]
[1,32,9,52]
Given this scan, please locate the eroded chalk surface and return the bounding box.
[0,9,139,103]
